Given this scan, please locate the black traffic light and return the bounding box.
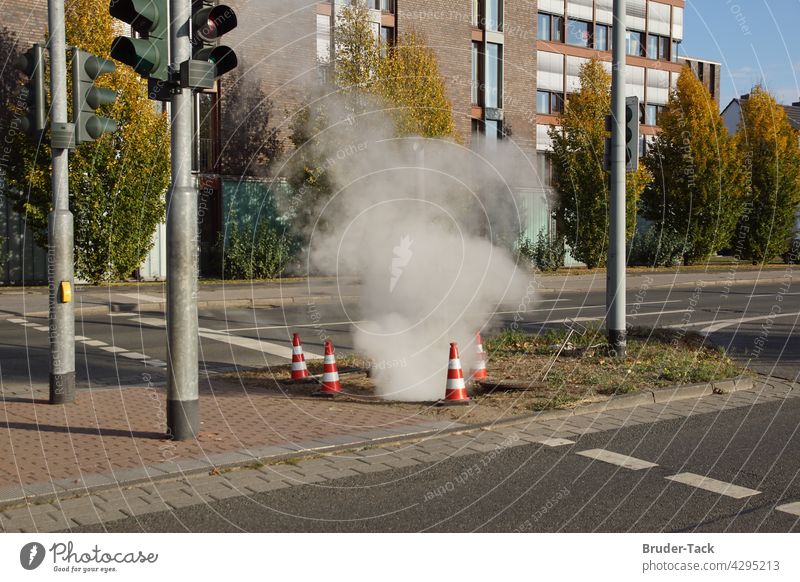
[14,44,47,139]
[72,49,118,144]
[625,96,639,172]
[191,1,238,82]
[109,0,169,82]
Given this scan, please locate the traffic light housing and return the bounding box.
[14,44,47,139]
[109,0,169,82]
[72,49,118,144]
[191,1,238,83]
[625,96,639,172]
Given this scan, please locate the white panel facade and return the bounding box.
[647,68,670,104]
[627,0,646,30]
[672,5,684,40]
[538,51,565,91]
[539,0,565,15]
[537,124,555,151]
[567,0,593,21]
[566,55,589,93]
[648,2,671,36]
[626,65,645,101]
[596,0,613,24]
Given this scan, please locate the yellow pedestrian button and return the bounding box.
[60,281,72,303]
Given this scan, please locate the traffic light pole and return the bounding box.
[608,0,627,358]
[166,0,200,440]
[47,0,75,404]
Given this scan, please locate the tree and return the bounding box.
[333,0,380,94]
[374,31,456,138]
[734,86,800,263]
[217,66,283,177]
[1,0,170,283]
[548,59,650,269]
[642,66,745,265]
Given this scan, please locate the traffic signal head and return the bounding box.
[72,49,119,144]
[14,44,47,138]
[625,96,639,171]
[191,2,239,82]
[109,0,169,82]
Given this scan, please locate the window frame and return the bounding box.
[566,18,593,48]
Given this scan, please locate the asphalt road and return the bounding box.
[1,279,798,390]
[69,394,800,533]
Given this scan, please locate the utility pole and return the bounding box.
[167,0,199,440]
[47,0,75,404]
[607,0,627,358]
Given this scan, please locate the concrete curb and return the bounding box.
[0,374,760,511]
[536,275,791,293]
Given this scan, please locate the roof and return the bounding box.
[722,97,800,132]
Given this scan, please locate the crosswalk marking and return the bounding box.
[776,502,800,517]
[198,329,324,360]
[119,292,165,303]
[7,318,27,324]
[133,317,167,327]
[101,346,127,353]
[81,339,107,347]
[119,352,149,360]
[576,449,658,470]
[533,437,575,447]
[34,326,49,332]
[665,473,760,499]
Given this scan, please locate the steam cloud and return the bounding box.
[292,97,539,401]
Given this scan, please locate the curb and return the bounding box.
[0,375,759,511]
[536,275,791,294]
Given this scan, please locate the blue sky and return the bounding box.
[682,0,800,108]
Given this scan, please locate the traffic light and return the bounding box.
[625,96,639,172]
[72,49,118,144]
[191,1,238,83]
[109,0,169,82]
[14,44,47,139]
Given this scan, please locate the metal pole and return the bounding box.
[166,0,199,440]
[47,0,75,404]
[608,0,627,358]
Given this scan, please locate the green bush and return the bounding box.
[783,238,800,265]
[215,218,295,280]
[628,224,684,268]
[518,230,566,272]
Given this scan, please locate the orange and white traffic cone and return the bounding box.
[470,332,488,380]
[290,333,309,380]
[316,340,342,396]
[437,342,471,406]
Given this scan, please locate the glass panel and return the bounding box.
[626,30,643,56]
[552,16,564,42]
[671,40,680,62]
[485,42,501,108]
[647,34,659,60]
[567,19,591,47]
[486,0,501,32]
[645,104,658,126]
[538,13,551,41]
[659,36,670,60]
[595,25,608,51]
[551,93,564,113]
[537,91,551,114]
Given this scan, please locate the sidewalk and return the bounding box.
[0,265,792,318]
[0,374,796,532]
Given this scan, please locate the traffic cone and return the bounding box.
[316,340,342,396]
[470,332,488,380]
[437,342,471,406]
[290,333,309,380]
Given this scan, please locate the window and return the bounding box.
[538,13,551,41]
[537,90,564,114]
[626,30,645,57]
[471,42,481,105]
[645,104,665,126]
[671,40,681,62]
[567,19,592,48]
[486,0,502,32]
[485,42,502,108]
[697,64,704,83]
[647,34,670,60]
[594,24,609,51]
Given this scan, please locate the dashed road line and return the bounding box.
[776,502,800,517]
[533,437,575,447]
[576,449,659,470]
[81,340,107,347]
[101,346,127,353]
[665,473,761,499]
[119,352,150,361]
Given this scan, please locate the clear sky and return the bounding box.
[681,0,800,109]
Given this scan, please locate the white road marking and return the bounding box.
[81,340,107,347]
[21,323,39,328]
[146,360,168,368]
[530,309,691,326]
[119,352,150,360]
[225,320,362,333]
[7,318,27,324]
[109,312,137,317]
[776,501,800,517]
[533,437,575,447]
[75,336,89,341]
[132,317,167,327]
[33,326,49,332]
[696,311,800,335]
[576,449,658,470]
[101,346,127,353]
[665,473,761,499]
[119,292,165,303]
[748,292,800,298]
[198,329,324,360]
[492,300,682,317]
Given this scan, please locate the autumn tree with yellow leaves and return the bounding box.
[2,0,170,283]
[733,86,800,263]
